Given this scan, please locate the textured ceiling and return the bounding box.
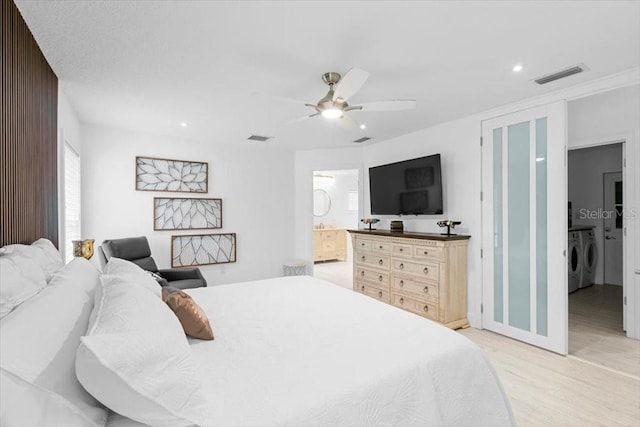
[15,0,640,150]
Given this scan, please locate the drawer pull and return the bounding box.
[378,291,383,298]
[379,245,383,249]
[361,255,365,261]
[361,271,365,277]
[399,297,404,304]
[361,243,365,246]
[361,285,365,291]
[399,263,404,270]
[423,286,429,293]
[378,275,383,282]
[424,251,428,255]
[378,259,383,266]
[399,248,403,252]
[423,305,429,312]
[399,280,404,287]
[423,267,429,274]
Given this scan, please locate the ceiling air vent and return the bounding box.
[534,65,586,85]
[247,134,272,142]
[353,137,372,143]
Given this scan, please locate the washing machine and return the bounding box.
[568,231,582,293]
[579,229,596,288]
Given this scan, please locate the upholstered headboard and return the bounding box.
[1,0,59,247]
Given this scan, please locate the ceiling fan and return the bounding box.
[273,68,417,124]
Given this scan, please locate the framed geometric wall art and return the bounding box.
[171,233,236,267]
[154,198,222,230]
[136,156,208,193]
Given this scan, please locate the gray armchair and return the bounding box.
[101,236,207,289]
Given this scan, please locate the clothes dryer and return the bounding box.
[580,229,596,288]
[568,231,582,293]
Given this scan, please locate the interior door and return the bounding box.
[481,101,567,355]
[603,172,623,286]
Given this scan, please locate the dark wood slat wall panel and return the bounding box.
[1,0,58,247]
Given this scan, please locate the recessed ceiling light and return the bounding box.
[512,64,523,73]
[360,124,366,130]
[180,122,187,127]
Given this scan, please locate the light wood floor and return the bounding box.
[569,284,640,378]
[313,259,353,289]
[460,328,640,426]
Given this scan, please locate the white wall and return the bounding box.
[81,124,295,285]
[568,144,623,284]
[57,87,82,255]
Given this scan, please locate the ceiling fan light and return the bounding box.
[321,108,343,119]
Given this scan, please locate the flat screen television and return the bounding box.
[369,154,443,215]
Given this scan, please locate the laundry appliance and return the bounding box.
[568,230,582,293]
[579,228,596,288]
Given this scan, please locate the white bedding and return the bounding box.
[107,276,514,427]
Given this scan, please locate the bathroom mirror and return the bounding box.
[313,189,331,217]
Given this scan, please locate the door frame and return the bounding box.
[568,138,633,335]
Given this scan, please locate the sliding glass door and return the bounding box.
[481,101,568,354]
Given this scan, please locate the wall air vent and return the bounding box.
[247,134,272,142]
[534,65,586,85]
[353,137,372,143]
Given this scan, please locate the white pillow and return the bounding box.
[76,276,207,427]
[0,264,107,427]
[103,257,162,297]
[49,257,102,297]
[0,238,63,282]
[0,252,47,318]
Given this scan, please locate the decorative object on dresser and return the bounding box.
[437,220,462,236]
[360,217,380,231]
[72,239,95,260]
[101,236,207,289]
[313,229,347,262]
[154,198,222,230]
[171,233,237,267]
[390,220,404,232]
[135,156,208,193]
[348,229,470,329]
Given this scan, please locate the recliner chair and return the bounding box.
[101,236,207,289]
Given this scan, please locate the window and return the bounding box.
[64,142,81,262]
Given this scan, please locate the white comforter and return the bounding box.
[108,276,514,427]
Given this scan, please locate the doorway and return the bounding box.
[567,143,637,377]
[312,169,359,289]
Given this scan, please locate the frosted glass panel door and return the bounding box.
[481,101,567,354]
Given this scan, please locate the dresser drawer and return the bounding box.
[322,241,336,251]
[356,266,389,286]
[393,244,413,257]
[355,240,373,251]
[391,276,438,302]
[393,259,439,281]
[372,240,393,254]
[413,246,444,261]
[358,253,390,270]
[322,231,337,240]
[392,293,437,320]
[358,282,390,303]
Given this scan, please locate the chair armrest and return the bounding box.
[158,268,206,286]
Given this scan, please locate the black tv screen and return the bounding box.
[369,154,443,215]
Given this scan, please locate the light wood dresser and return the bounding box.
[348,229,470,329]
[313,229,347,262]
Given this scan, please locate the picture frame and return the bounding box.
[171,233,236,267]
[136,156,208,193]
[153,198,222,231]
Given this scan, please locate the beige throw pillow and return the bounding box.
[162,287,214,340]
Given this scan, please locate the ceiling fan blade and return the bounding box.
[252,91,310,107]
[353,99,417,112]
[338,114,361,129]
[287,112,320,124]
[332,68,369,102]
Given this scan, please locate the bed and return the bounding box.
[1,244,514,427]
